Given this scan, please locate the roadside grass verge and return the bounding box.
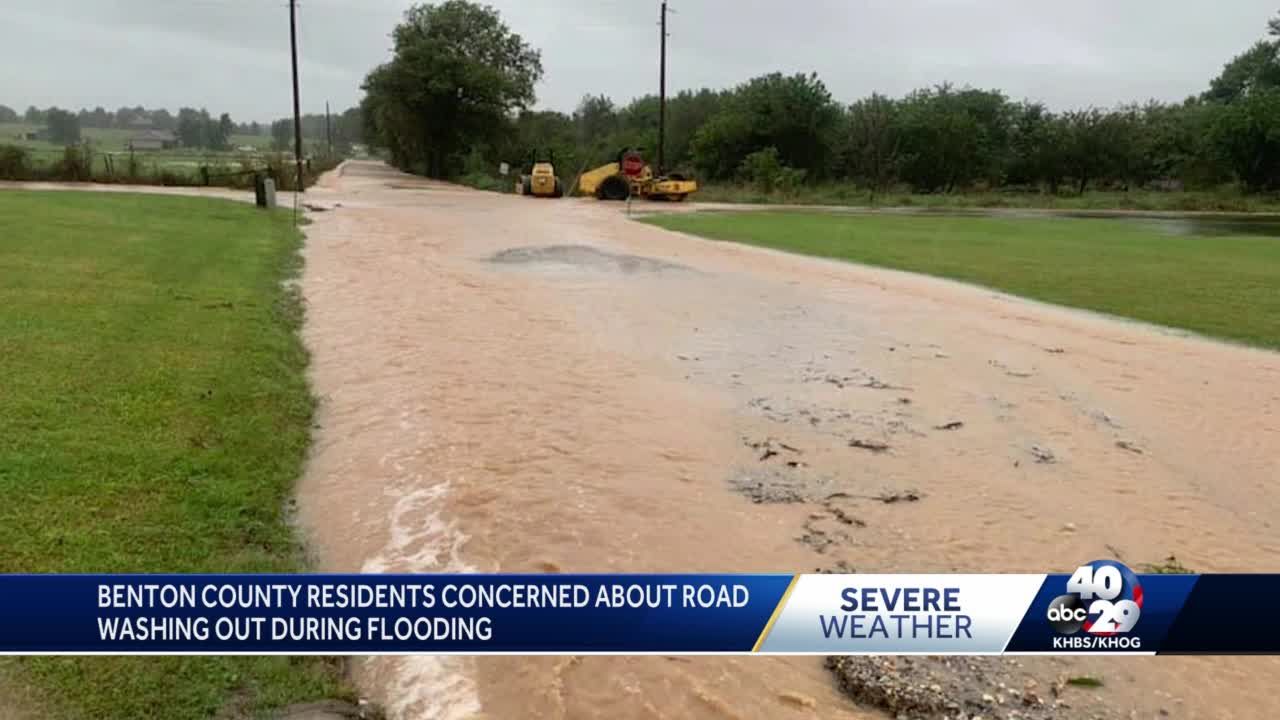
[0,191,351,718]
[696,183,1280,213]
[643,211,1280,349]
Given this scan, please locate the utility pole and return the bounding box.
[289,0,304,194]
[325,101,333,158]
[658,0,669,175]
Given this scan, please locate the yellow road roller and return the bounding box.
[578,148,698,202]
[517,150,564,198]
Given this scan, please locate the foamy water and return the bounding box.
[358,483,481,718]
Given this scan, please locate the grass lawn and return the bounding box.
[0,191,350,717]
[644,211,1280,349]
[696,183,1280,213]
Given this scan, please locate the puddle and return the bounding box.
[489,245,687,274]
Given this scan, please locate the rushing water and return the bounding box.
[296,164,1280,720]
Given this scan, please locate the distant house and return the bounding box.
[128,129,177,151]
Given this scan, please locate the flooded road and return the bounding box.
[296,162,1280,719]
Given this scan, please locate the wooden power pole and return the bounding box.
[289,0,304,194]
[658,1,669,175]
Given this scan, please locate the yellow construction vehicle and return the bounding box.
[517,150,563,198]
[578,148,698,202]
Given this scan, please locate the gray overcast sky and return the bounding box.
[2,0,1277,121]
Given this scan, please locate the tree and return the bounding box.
[573,95,618,149]
[896,85,1012,192]
[689,111,753,180]
[24,106,45,124]
[1006,102,1068,192]
[176,108,206,148]
[1088,106,1151,191]
[209,113,234,151]
[335,107,363,150]
[0,105,17,123]
[1206,41,1280,103]
[507,109,577,171]
[152,109,175,131]
[666,89,726,171]
[45,108,81,145]
[87,106,110,128]
[1211,88,1280,191]
[360,1,543,178]
[691,72,841,180]
[841,93,901,199]
[1060,109,1109,194]
[271,119,294,152]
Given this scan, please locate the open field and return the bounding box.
[0,191,350,717]
[0,122,271,151]
[644,210,1280,349]
[1,122,275,181]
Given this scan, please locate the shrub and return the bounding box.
[0,144,31,180]
[773,166,808,196]
[739,147,807,195]
[54,145,92,181]
[739,147,783,193]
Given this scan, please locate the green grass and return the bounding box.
[696,183,1280,213]
[644,211,1280,349]
[0,191,351,718]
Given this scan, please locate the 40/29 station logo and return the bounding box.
[1046,560,1144,650]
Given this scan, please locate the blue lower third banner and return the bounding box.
[0,562,1277,655]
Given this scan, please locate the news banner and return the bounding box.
[1,560,1276,654]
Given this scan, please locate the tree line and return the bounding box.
[1,105,263,136]
[2,104,363,155]
[361,2,1280,195]
[269,108,364,154]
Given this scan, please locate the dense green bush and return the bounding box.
[0,144,30,179]
[738,147,806,195]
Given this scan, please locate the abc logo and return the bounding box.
[1045,560,1144,636]
[1046,594,1088,634]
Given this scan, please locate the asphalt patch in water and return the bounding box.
[490,245,687,274]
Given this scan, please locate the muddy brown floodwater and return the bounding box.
[294,162,1280,720]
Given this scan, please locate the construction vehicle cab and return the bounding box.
[578,148,698,202]
[517,150,563,198]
